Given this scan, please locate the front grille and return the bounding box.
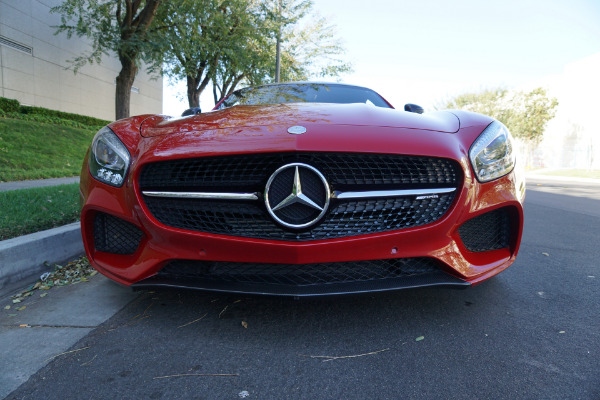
[140,152,462,241]
[158,258,442,286]
[143,193,455,241]
[140,152,460,191]
[93,213,144,255]
[458,208,511,252]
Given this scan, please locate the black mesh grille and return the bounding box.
[140,152,462,241]
[93,213,144,255]
[143,193,456,241]
[158,258,442,286]
[139,152,460,191]
[458,208,511,252]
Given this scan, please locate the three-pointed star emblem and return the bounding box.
[264,162,331,229]
[272,166,323,212]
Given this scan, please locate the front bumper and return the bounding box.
[80,161,524,296]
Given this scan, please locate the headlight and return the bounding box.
[89,126,130,187]
[469,121,515,182]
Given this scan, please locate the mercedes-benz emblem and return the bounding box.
[287,125,306,135]
[264,163,330,229]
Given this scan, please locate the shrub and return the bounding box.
[0,97,20,113]
[0,96,110,127]
[19,105,110,127]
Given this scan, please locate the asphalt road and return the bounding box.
[5,177,600,399]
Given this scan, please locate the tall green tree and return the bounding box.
[159,0,353,108]
[264,0,352,84]
[445,87,558,144]
[159,0,266,108]
[51,0,166,120]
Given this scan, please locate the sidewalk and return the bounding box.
[0,176,79,192]
[0,273,139,399]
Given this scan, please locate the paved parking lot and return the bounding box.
[2,177,599,399]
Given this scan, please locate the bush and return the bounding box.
[0,96,110,127]
[2,111,102,131]
[0,97,20,113]
[19,105,110,127]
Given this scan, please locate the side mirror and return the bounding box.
[181,107,202,117]
[404,103,424,114]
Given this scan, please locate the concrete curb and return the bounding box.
[0,222,84,290]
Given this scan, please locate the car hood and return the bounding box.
[140,103,459,138]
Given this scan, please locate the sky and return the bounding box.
[162,0,600,115]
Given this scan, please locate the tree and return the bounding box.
[158,0,267,108]
[445,87,558,144]
[263,0,352,84]
[159,0,353,108]
[51,0,166,120]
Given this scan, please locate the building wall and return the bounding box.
[0,0,162,121]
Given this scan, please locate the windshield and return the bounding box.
[217,83,392,109]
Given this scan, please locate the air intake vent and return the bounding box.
[0,36,33,55]
[458,208,511,252]
[158,258,443,286]
[93,213,144,255]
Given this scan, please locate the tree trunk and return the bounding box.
[187,76,201,108]
[186,68,213,108]
[275,0,282,82]
[115,56,138,120]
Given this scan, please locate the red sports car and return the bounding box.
[80,82,525,296]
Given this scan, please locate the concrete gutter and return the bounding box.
[0,222,84,290]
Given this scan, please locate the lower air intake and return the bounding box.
[158,258,442,286]
[458,207,511,252]
[93,213,143,255]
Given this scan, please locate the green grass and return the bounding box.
[0,184,80,241]
[0,118,95,182]
[538,169,600,179]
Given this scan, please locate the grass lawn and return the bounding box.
[538,169,600,179]
[0,183,80,241]
[0,118,94,182]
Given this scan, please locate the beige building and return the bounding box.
[0,0,162,121]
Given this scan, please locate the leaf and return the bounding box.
[542,252,549,257]
[40,293,48,298]
[415,336,425,342]
[12,299,21,304]
[241,321,248,329]
[17,306,27,311]
[4,305,10,310]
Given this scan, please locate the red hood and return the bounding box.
[126,103,472,165]
[140,103,459,137]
